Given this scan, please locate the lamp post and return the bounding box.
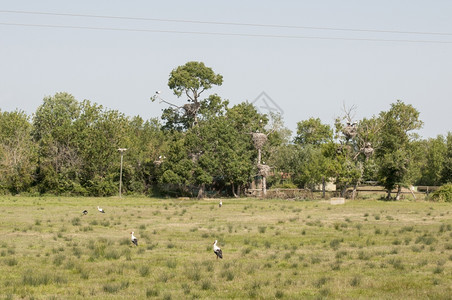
[118,148,128,198]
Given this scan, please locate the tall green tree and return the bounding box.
[32,93,82,194]
[184,101,261,197]
[291,118,336,196]
[376,100,423,199]
[0,110,37,194]
[294,118,333,145]
[414,136,446,186]
[441,132,452,183]
[153,61,223,130]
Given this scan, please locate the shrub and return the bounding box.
[71,217,81,226]
[5,258,18,266]
[431,184,452,202]
[22,271,51,286]
[139,266,150,277]
[146,287,159,297]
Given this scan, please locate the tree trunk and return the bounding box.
[197,183,205,199]
[386,189,392,200]
[395,185,402,200]
[409,185,416,200]
[231,182,239,198]
[322,177,326,199]
[262,176,267,197]
[236,184,241,197]
[340,186,347,198]
[352,183,357,200]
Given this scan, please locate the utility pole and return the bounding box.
[118,148,128,198]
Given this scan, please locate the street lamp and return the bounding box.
[118,148,128,198]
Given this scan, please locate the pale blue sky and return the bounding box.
[1,1,451,138]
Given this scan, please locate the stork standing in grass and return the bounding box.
[219,200,222,208]
[213,240,223,259]
[131,232,138,246]
[97,206,105,213]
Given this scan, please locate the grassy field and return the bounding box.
[0,196,451,299]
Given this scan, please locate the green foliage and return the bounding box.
[431,184,452,202]
[0,110,37,194]
[294,117,333,145]
[270,117,336,190]
[416,136,447,185]
[160,61,223,130]
[168,61,223,100]
[292,145,328,188]
[441,133,452,183]
[271,182,298,189]
[376,100,423,198]
[29,93,164,196]
[0,62,450,197]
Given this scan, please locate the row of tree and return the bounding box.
[0,61,451,199]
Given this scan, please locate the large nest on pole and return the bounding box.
[342,122,358,140]
[257,163,271,177]
[252,132,268,150]
[183,102,201,117]
[363,142,374,158]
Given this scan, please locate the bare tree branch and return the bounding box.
[155,95,183,110]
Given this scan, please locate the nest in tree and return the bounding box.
[342,124,357,140]
[363,142,374,158]
[252,132,268,150]
[154,155,166,166]
[183,102,201,117]
[337,144,352,154]
[189,151,202,163]
[257,163,271,177]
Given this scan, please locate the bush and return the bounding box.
[271,182,298,189]
[431,184,452,202]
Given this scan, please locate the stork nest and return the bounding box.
[363,142,374,157]
[252,132,268,150]
[342,125,357,140]
[189,152,202,163]
[257,163,271,177]
[183,102,201,117]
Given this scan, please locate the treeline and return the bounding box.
[0,61,451,198]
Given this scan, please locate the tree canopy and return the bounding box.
[0,62,450,198]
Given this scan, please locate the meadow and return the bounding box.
[0,196,451,299]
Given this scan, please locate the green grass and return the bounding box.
[0,196,451,298]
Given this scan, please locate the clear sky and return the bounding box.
[1,1,451,138]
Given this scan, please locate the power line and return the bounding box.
[1,9,452,37]
[1,22,451,44]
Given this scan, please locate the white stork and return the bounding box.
[97,206,105,213]
[213,240,223,259]
[131,232,138,246]
[219,200,222,208]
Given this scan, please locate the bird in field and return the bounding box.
[131,232,138,246]
[219,200,222,208]
[97,206,105,213]
[82,210,88,215]
[213,240,223,259]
